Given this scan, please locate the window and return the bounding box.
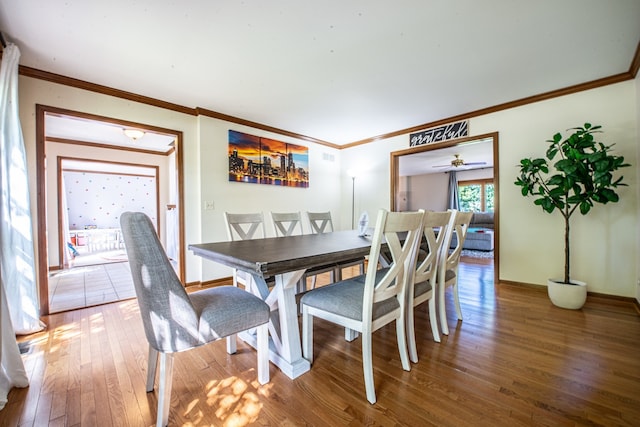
[458,179,494,212]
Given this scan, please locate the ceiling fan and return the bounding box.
[433,154,487,169]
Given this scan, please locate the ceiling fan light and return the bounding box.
[123,129,145,141]
[451,154,465,167]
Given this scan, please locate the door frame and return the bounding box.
[389,131,499,283]
[36,104,185,315]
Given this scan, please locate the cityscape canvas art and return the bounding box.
[228,130,309,187]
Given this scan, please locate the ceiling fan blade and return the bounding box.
[433,156,487,169]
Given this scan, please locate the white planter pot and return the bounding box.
[547,279,587,309]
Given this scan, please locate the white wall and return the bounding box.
[46,141,170,267]
[457,168,493,182]
[19,77,198,282]
[406,173,448,211]
[16,73,640,298]
[343,81,639,297]
[18,76,343,284]
[406,168,494,211]
[196,115,342,279]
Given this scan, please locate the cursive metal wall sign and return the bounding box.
[409,120,469,147]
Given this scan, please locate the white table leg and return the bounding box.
[240,270,310,379]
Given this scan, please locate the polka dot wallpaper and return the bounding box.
[64,171,157,230]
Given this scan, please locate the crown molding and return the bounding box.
[20,65,196,116]
[195,107,339,149]
[345,71,636,149]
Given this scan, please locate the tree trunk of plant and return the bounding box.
[564,214,570,284]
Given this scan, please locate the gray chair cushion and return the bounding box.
[350,267,390,284]
[414,279,432,297]
[445,269,456,282]
[191,286,269,341]
[300,278,399,322]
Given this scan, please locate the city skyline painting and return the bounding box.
[228,130,309,187]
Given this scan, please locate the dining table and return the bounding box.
[189,229,373,379]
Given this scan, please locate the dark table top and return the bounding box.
[189,230,373,277]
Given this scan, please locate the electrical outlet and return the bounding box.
[204,200,214,210]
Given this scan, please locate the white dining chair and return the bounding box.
[223,212,266,290]
[301,209,424,404]
[120,211,270,427]
[270,211,304,236]
[270,211,307,291]
[306,211,333,234]
[438,210,473,335]
[307,211,365,282]
[406,210,453,363]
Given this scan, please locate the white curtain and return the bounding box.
[447,171,460,210]
[0,281,28,410]
[0,43,43,409]
[165,206,178,262]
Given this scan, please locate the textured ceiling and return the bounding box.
[1,1,639,145]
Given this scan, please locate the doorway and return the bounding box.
[390,132,499,283]
[36,105,185,315]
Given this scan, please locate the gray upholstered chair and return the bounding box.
[437,210,473,335]
[301,209,424,404]
[120,211,270,427]
[406,210,453,363]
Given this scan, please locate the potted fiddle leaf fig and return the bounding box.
[514,123,629,309]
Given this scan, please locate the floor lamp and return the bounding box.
[348,170,356,229]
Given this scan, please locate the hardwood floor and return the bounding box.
[5,259,640,426]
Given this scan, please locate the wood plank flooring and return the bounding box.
[5,259,640,426]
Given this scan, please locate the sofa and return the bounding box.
[450,211,494,251]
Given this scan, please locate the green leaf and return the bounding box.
[542,200,556,213]
[613,176,625,186]
[549,187,566,198]
[567,194,584,204]
[600,188,619,203]
[555,159,577,174]
[579,202,591,215]
[514,124,629,237]
[547,175,564,186]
